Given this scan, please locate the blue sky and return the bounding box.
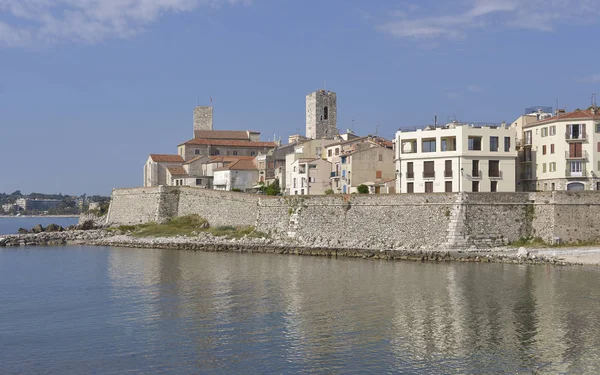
[1,0,599,195]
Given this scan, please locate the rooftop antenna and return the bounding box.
[352,119,355,132]
[375,124,379,136]
[434,114,437,128]
[592,93,597,108]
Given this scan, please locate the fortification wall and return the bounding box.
[106,187,600,249]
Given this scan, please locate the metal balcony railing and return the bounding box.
[423,171,435,179]
[444,170,453,178]
[489,170,503,179]
[565,168,587,177]
[565,150,588,159]
[330,171,339,178]
[471,170,482,179]
[565,132,587,141]
[406,172,415,179]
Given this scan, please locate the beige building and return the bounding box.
[396,122,517,193]
[284,139,337,195]
[518,107,600,191]
[144,154,185,187]
[288,158,332,195]
[213,159,259,192]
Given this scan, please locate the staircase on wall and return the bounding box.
[445,193,469,250]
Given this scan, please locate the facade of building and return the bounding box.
[143,154,185,187]
[285,139,338,194]
[15,198,62,211]
[333,143,396,194]
[213,159,259,191]
[518,107,600,191]
[306,89,338,139]
[396,123,517,193]
[288,158,332,195]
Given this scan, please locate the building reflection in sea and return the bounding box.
[105,248,600,374]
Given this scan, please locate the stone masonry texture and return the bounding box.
[106,188,600,250]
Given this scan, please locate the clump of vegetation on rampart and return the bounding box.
[112,215,268,239]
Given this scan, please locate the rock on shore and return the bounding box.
[0,230,112,247]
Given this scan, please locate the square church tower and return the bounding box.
[306,89,338,139]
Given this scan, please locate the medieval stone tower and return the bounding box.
[193,106,213,135]
[306,89,338,139]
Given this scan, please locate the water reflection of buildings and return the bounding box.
[105,249,600,373]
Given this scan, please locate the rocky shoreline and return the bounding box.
[0,229,574,266]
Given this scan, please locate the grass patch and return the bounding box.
[119,215,269,239]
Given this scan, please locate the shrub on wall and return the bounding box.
[324,189,334,195]
[357,184,369,194]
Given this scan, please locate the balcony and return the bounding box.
[523,138,533,147]
[565,150,589,159]
[406,172,415,179]
[565,132,587,142]
[444,170,453,178]
[423,171,435,179]
[330,171,340,179]
[565,168,587,177]
[519,173,534,180]
[489,170,503,180]
[471,170,482,180]
[520,156,533,164]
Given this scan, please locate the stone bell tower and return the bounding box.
[306,89,338,139]
[193,106,213,136]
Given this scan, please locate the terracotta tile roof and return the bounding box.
[180,139,277,148]
[184,155,205,164]
[149,154,184,163]
[167,166,188,176]
[214,159,257,171]
[525,108,600,127]
[194,130,258,140]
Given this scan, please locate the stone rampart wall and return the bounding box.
[106,187,600,249]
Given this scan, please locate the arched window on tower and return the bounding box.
[323,106,329,120]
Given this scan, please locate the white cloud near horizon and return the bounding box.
[577,74,600,84]
[0,0,250,47]
[377,0,600,41]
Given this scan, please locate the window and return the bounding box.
[309,177,315,183]
[212,150,220,156]
[441,137,456,151]
[570,161,583,173]
[335,148,340,156]
[472,181,479,192]
[468,136,482,151]
[542,145,547,155]
[424,161,435,178]
[341,156,346,164]
[195,149,200,155]
[551,183,555,191]
[524,131,532,145]
[293,178,297,188]
[550,126,556,136]
[233,151,238,156]
[196,179,203,185]
[551,144,555,154]
[406,162,414,179]
[598,142,600,152]
[328,149,332,157]
[301,189,305,195]
[444,160,452,178]
[491,181,498,192]
[250,151,255,156]
[376,170,382,179]
[323,106,328,120]
[445,181,452,192]
[598,160,600,171]
[541,127,548,137]
[504,137,510,152]
[422,139,436,152]
[549,162,556,172]
[472,160,480,177]
[407,182,414,193]
[567,124,586,139]
[490,136,499,152]
[488,160,500,178]
[596,123,600,133]
[569,142,582,158]
[378,154,383,162]
[425,182,433,193]
[542,163,547,173]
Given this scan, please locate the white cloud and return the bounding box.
[377,0,600,41]
[0,0,250,46]
[577,74,600,84]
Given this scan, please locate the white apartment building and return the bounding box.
[396,122,517,193]
[285,139,337,195]
[288,158,332,195]
[519,107,600,191]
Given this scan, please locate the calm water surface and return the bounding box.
[0,217,79,235]
[1,246,600,374]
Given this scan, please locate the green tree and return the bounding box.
[324,189,334,195]
[357,184,369,194]
[265,179,281,196]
